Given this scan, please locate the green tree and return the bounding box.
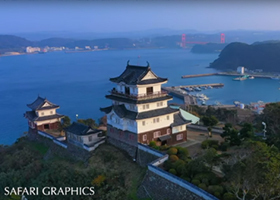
[221,123,241,146]
[77,118,98,129]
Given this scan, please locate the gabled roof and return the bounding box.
[109,61,167,85]
[27,96,59,111]
[171,113,192,127]
[65,122,101,136]
[100,104,178,120]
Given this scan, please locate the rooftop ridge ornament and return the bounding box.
[127,60,130,66]
[146,61,150,68]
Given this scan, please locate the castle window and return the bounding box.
[153,118,160,123]
[146,87,153,94]
[142,121,145,126]
[167,128,171,134]
[143,134,147,141]
[41,112,44,116]
[157,102,163,107]
[153,131,161,138]
[176,134,183,140]
[88,136,92,142]
[50,111,53,114]
[166,115,170,120]
[143,104,149,110]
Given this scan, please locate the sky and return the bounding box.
[1,0,280,34]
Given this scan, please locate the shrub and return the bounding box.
[201,140,219,149]
[181,176,191,182]
[91,175,106,187]
[191,179,200,186]
[169,168,177,175]
[201,178,209,186]
[214,192,221,199]
[176,147,189,160]
[223,193,236,200]
[160,144,169,151]
[167,147,178,155]
[163,160,172,171]
[198,183,207,191]
[169,155,179,162]
[208,185,224,194]
[209,177,222,185]
[149,141,156,147]
[219,142,230,151]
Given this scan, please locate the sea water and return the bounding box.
[0,49,279,145]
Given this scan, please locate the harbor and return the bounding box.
[162,83,224,106]
[181,72,280,79]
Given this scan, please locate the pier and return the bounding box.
[162,87,197,105]
[163,83,224,105]
[181,73,218,79]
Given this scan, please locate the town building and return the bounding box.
[101,61,191,150]
[26,46,41,53]
[65,122,105,149]
[24,96,64,131]
[237,66,245,74]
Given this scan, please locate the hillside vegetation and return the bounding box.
[210,41,280,72]
[0,138,145,200]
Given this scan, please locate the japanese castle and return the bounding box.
[101,61,191,149]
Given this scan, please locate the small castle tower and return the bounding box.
[25,96,64,131]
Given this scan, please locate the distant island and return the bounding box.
[210,41,280,72]
[191,43,228,54]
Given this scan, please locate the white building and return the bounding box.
[101,61,191,148]
[26,46,41,53]
[237,66,245,74]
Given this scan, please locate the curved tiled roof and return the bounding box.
[27,96,59,111]
[65,122,100,135]
[109,63,167,85]
[100,105,178,120]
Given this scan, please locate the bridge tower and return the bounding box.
[182,34,186,48]
[221,33,225,43]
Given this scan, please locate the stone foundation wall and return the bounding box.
[137,170,213,200]
[27,129,91,162]
[107,136,137,158]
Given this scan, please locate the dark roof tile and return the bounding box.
[65,122,101,135]
[109,63,167,85]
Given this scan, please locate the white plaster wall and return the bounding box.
[137,114,174,133]
[37,109,56,117]
[36,118,61,126]
[82,133,100,145]
[107,113,137,133]
[172,125,186,134]
[137,100,168,112]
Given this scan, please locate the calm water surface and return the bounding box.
[0,49,279,145]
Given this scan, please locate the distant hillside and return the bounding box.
[191,43,228,54]
[210,41,280,72]
[0,35,33,53]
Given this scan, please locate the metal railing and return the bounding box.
[110,90,168,100]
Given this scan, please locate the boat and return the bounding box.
[233,75,247,81]
[207,86,213,89]
[249,76,255,79]
[194,87,201,91]
[233,101,241,105]
[184,87,193,92]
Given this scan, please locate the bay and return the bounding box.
[0,49,279,145]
